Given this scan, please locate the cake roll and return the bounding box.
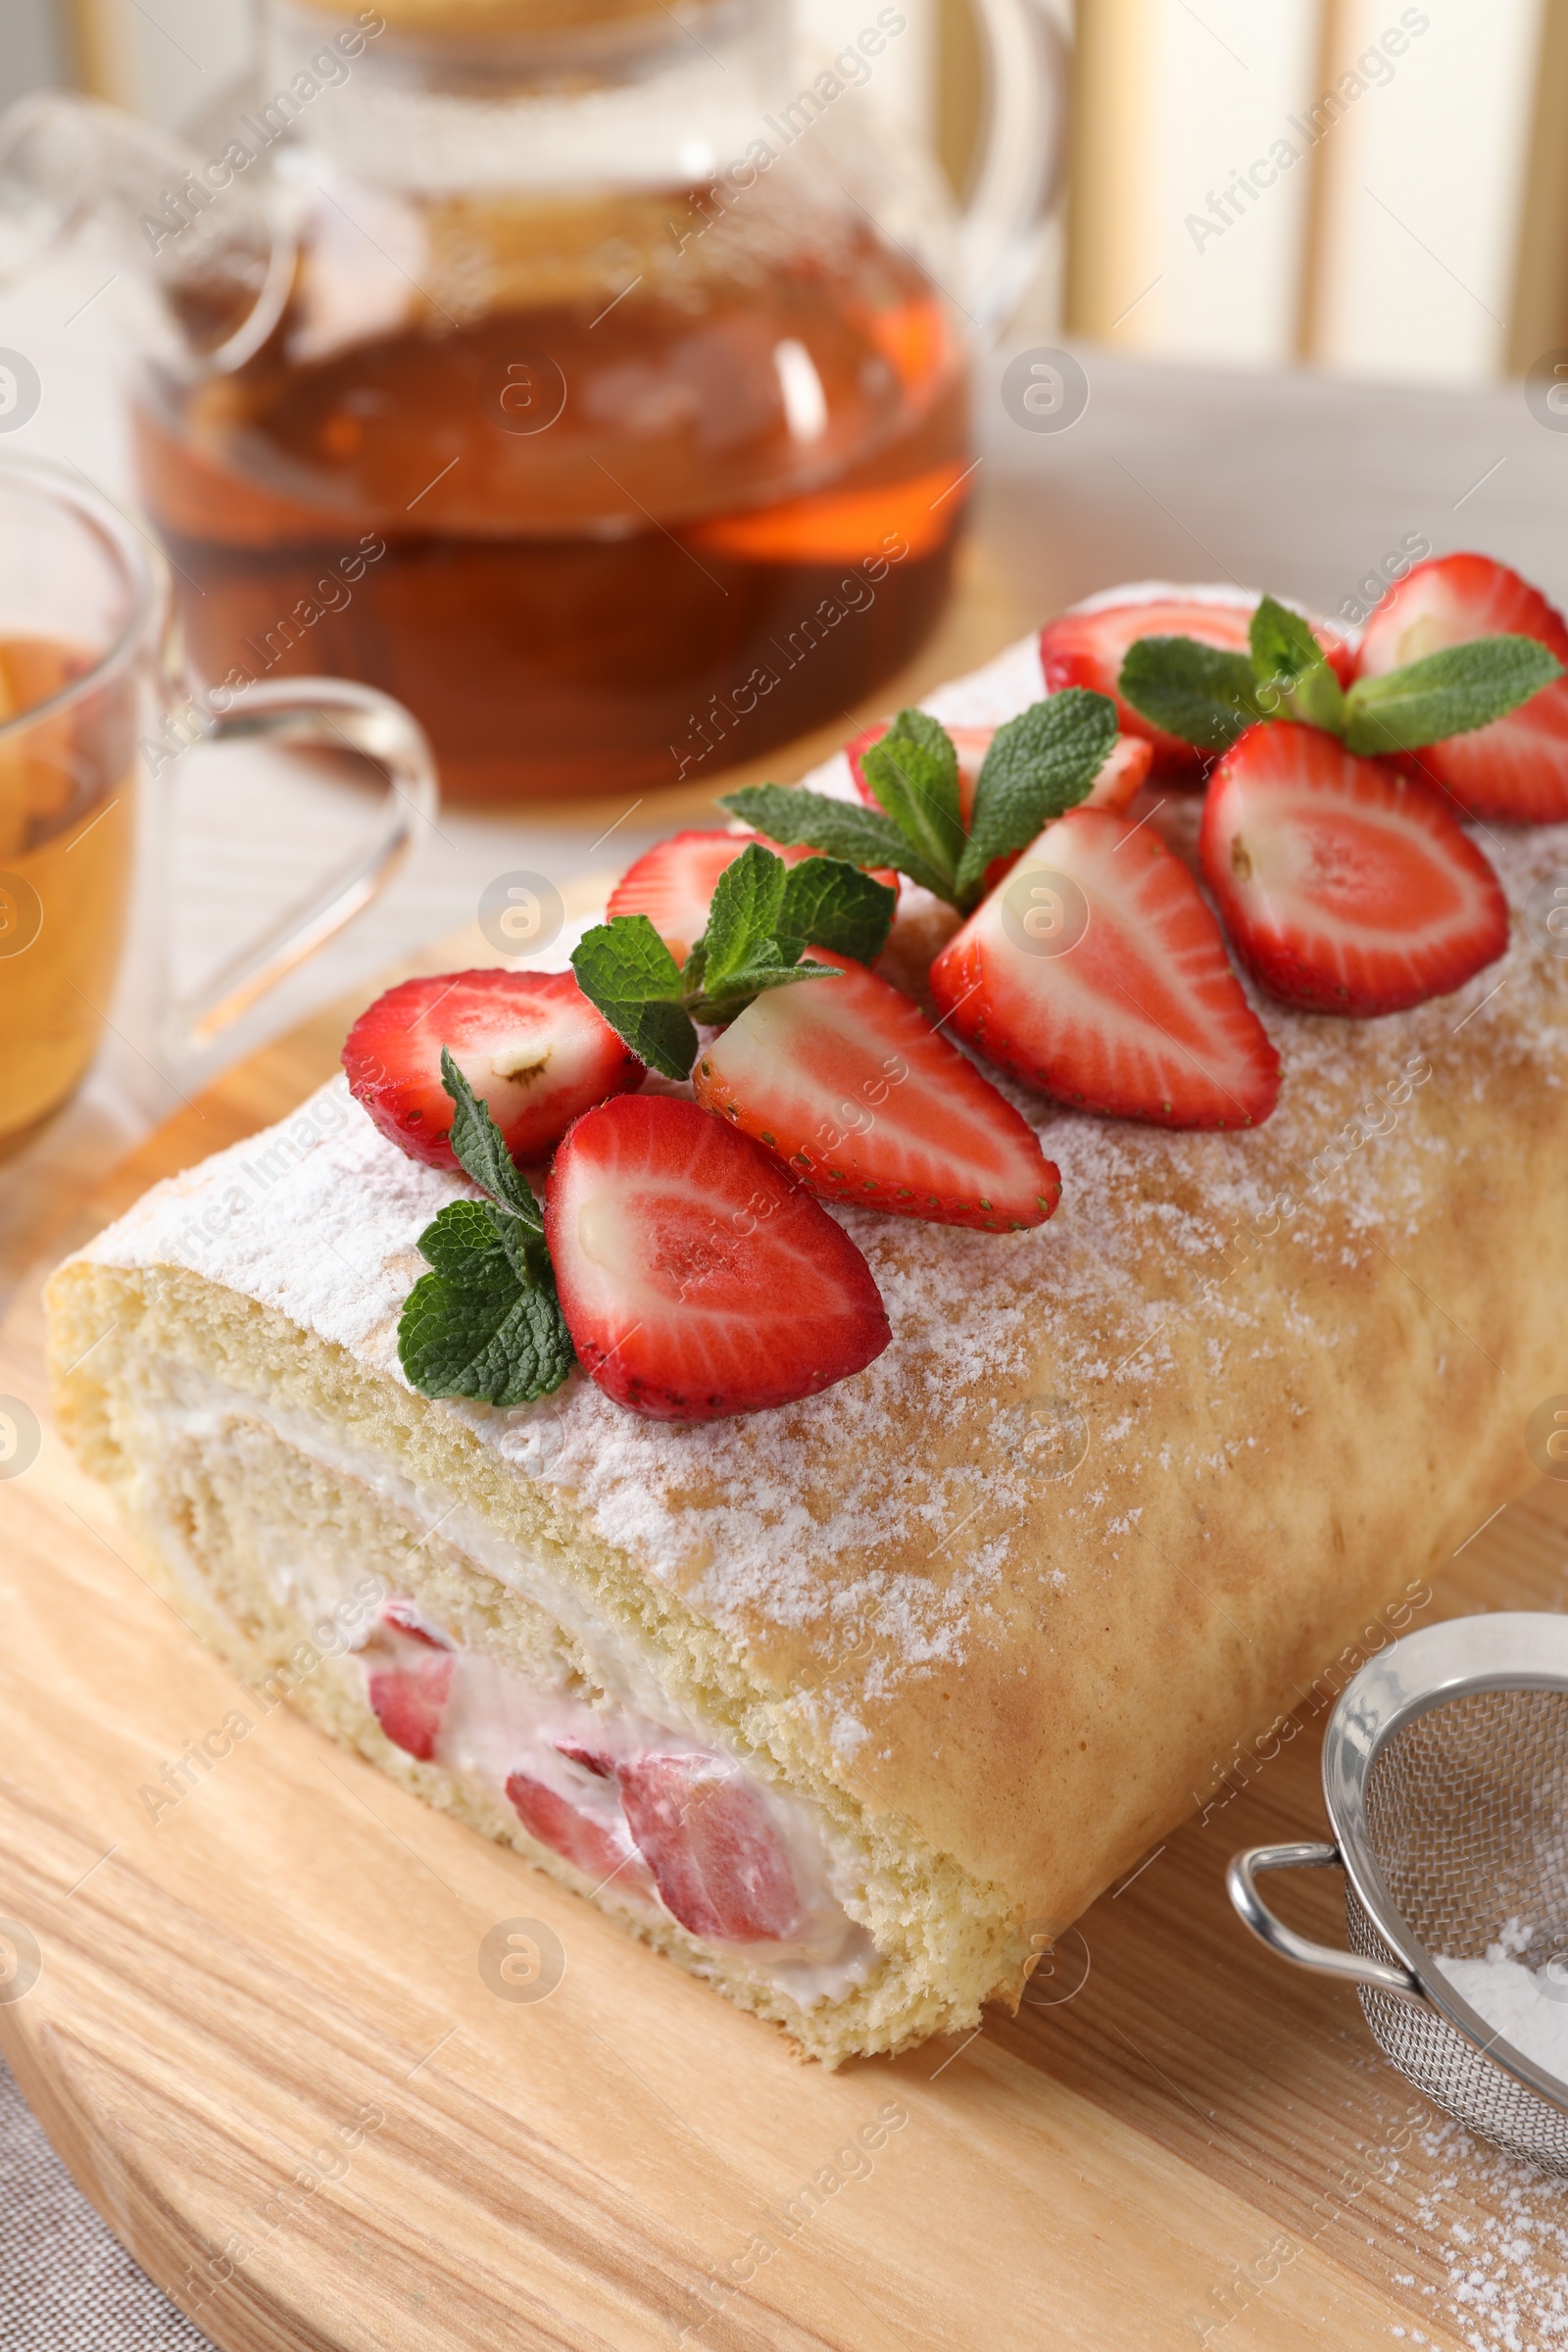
[46,620,1568,2065]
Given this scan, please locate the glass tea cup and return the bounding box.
[0,454,436,1153]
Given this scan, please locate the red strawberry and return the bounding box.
[504,1770,657,1898]
[1088,732,1155,813]
[1200,723,1509,1016]
[361,1602,455,1763]
[545,1094,890,1419]
[691,950,1059,1230]
[607,830,898,966]
[1040,596,1351,782]
[1355,553,1568,822]
[930,806,1280,1128]
[344,969,642,1172]
[613,1753,802,1944]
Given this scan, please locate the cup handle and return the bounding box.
[160,676,437,1061]
[961,0,1072,340]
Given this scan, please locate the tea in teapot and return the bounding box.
[2,0,1063,803]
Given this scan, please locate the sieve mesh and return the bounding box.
[1348,1687,1568,2176]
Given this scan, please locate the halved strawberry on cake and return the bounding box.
[1355,553,1568,821]
[1041,585,1352,781]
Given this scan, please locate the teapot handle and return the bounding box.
[959,0,1072,340]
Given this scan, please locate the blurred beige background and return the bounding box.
[10,0,1568,381]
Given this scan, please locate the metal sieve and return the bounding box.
[1228,1613,1568,2176]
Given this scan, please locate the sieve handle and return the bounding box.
[1227,1841,1423,1997]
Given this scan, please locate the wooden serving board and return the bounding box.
[3,907,1566,2352]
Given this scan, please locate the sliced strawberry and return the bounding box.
[1088,733,1155,813]
[343,969,643,1173]
[1355,553,1568,822]
[504,1770,657,1898]
[1040,596,1351,782]
[930,806,1280,1128]
[692,950,1059,1230]
[607,830,897,966]
[1200,723,1509,1016]
[545,1094,890,1419]
[613,1753,803,1944]
[360,1601,455,1763]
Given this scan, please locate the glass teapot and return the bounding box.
[0,0,1064,804]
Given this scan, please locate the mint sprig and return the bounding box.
[396,1052,574,1408]
[723,689,1116,913]
[857,709,966,887]
[768,852,898,967]
[399,1200,574,1407]
[719,783,948,899]
[441,1046,543,1225]
[1342,637,1562,756]
[570,918,698,1080]
[1117,637,1261,754]
[571,843,894,1081]
[1250,594,1347,733]
[1118,593,1562,759]
[956,690,1118,899]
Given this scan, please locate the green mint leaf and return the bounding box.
[1279,660,1347,734]
[687,956,841,1024]
[719,784,955,903]
[1248,597,1347,735]
[596,996,699,1082]
[571,915,697,1080]
[858,709,966,892]
[398,1199,573,1408]
[1118,635,1262,753]
[572,912,684,1004]
[1249,595,1322,686]
[775,856,896,964]
[695,840,791,995]
[956,689,1117,905]
[438,1047,543,1227]
[1343,635,1563,756]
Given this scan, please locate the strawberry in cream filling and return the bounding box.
[360,1601,455,1762]
[356,1598,859,1969]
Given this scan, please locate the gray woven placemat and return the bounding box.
[0,2053,217,2351]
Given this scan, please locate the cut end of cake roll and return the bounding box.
[46,1181,1032,2066]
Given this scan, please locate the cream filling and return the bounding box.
[372,1602,868,1986]
[124,1355,877,2006]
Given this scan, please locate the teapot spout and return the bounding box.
[0,91,292,369]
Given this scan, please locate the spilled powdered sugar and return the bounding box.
[1399,2121,1568,2350]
